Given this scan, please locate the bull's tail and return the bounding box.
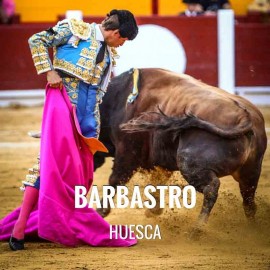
[120,107,253,139]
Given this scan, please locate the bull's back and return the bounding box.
[137,69,264,136]
[138,68,267,164]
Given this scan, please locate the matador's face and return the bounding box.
[104,29,129,48]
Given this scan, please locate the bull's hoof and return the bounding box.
[243,203,257,219]
[186,220,207,241]
[145,208,164,217]
[246,216,256,223]
[96,207,111,218]
[246,217,257,229]
[188,227,204,241]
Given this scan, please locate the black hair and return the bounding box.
[102,9,138,40]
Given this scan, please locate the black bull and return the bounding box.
[94,68,267,225]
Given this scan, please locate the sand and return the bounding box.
[0,105,269,270]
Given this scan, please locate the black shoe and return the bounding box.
[9,235,25,251]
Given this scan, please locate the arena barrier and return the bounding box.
[0,12,269,106]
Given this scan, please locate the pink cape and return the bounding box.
[0,86,137,247]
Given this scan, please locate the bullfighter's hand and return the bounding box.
[47,70,63,90]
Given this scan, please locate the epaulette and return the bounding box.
[65,18,92,40]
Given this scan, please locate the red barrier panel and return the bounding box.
[0,17,269,90]
[0,23,53,90]
[235,23,270,86]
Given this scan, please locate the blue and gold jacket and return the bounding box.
[28,19,118,93]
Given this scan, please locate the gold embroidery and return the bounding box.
[31,45,47,56]
[33,56,40,64]
[62,77,80,104]
[72,93,78,99]
[91,77,99,85]
[91,49,108,82]
[31,47,38,55]
[30,43,52,74]
[35,64,51,74]
[20,156,40,190]
[54,58,93,83]
[73,39,80,47]
[43,62,50,68]
[83,69,90,78]
[90,40,99,48]
[77,57,86,66]
[68,18,92,40]
[94,102,101,138]
[40,55,47,61]
[80,48,97,59]
[71,82,78,88]
[85,60,94,70]
[110,47,119,67]
[75,66,82,75]
[53,28,109,84]
[89,50,96,59]
[110,47,118,57]
[80,48,89,56]
[26,174,37,183]
[39,45,47,53]
[94,69,102,78]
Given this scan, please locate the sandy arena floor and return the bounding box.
[0,105,269,270]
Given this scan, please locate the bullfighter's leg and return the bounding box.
[10,157,40,250]
[11,187,39,245]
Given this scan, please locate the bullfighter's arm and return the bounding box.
[28,20,73,75]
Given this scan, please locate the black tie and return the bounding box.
[96,41,106,64]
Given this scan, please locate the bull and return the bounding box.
[94,68,267,227]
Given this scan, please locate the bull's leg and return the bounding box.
[96,136,147,217]
[197,172,220,224]
[181,170,220,239]
[181,169,220,225]
[145,169,173,217]
[93,152,106,171]
[96,165,135,217]
[233,164,261,222]
[145,188,163,217]
[239,182,257,221]
[97,177,115,218]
